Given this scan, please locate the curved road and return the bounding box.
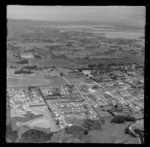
[129,123,143,144]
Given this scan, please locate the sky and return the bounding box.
[7,5,146,27]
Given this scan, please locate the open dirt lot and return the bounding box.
[7,76,51,87]
[11,105,59,132]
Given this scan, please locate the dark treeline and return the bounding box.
[16,59,29,64]
[15,69,34,74]
[22,66,42,70]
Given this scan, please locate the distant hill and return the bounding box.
[7,19,144,30]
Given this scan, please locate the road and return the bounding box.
[129,123,141,144]
[74,84,98,117]
[61,75,98,117]
[62,76,71,85]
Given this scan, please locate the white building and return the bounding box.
[21,53,34,59]
[82,70,92,77]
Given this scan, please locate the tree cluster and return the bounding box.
[15,69,34,74]
[6,124,18,143]
[19,129,53,143]
[111,115,136,124]
[17,59,29,64]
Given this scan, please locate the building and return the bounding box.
[82,70,93,77]
[21,52,34,59]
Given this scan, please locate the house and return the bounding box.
[21,52,34,59]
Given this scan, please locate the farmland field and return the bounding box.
[7,77,51,87]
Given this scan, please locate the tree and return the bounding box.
[111,75,118,80]
[97,64,105,70]
[60,72,63,77]
[84,130,89,135]
[92,85,100,90]
[88,64,97,69]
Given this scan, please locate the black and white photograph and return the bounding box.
[6,5,145,143]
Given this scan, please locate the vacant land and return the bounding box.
[48,117,139,143]
[11,105,59,133]
[7,77,51,87]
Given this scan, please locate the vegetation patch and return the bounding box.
[19,129,53,143]
[82,119,102,131]
[65,125,88,140]
[16,59,29,64]
[6,124,18,143]
[15,69,34,74]
[111,115,136,124]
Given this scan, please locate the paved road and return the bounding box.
[62,76,71,85]
[60,76,98,117]
[74,84,98,117]
[129,123,142,144]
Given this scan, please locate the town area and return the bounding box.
[7,62,144,143]
[6,10,145,143]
